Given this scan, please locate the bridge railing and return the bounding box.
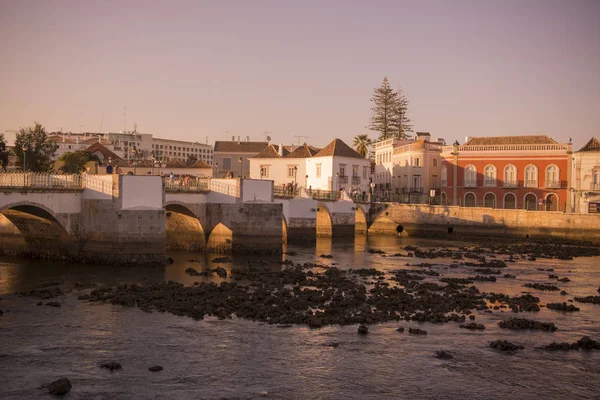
[163,176,210,192]
[84,174,119,197]
[0,172,84,189]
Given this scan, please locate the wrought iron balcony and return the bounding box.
[352,176,361,185]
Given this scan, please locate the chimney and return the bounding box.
[237,136,240,143]
[278,142,283,157]
[232,136,235,141]
[246,136,249,142]
[465,136,471,144]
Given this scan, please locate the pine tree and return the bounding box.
[391,88,413,140]
[368,77,399,140]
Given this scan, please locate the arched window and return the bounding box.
[525,165,538,187]
[484,165,497,187]
[464,165,477,187]
[545,164,560,188]
[504,164,517,187]
[441,165,448,187]
[546,193,559,211]
[504,193,516,209]
[464,193,476,207]
[441,192,447,205]
[484,193,496,208]
[524,193,537,211]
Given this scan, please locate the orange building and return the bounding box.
[440,135,572,211]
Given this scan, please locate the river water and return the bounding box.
[1,236,599,400]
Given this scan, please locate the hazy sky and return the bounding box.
[1,0,599,149]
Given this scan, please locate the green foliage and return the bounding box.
[13,122,58,172]
[186,153,198,166]
[0,133,8,171]
[368,77,413,140]
[353,134,373,158]
[58,151,96,174]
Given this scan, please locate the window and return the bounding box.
[260,165,269,178]
[504,164,517,187]
[545,164,560,188]
[432,176,438,188]
[464,193,476,207]
[464,164,477,187]
[287,165,297,178]
[363,166,368,179]
[441,165,447,187]
[412,175,422,190]
[593,169,600,189]
[223,158,231,170]
[484,165,497,187]
[433,158,438,167]
[504,193,516,209]
[339,164,346,177]
[316,163,321,178]
[352,165,359,177]
[413,157,420,167]
[525,165,538,187]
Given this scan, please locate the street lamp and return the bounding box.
[151,153,156,176]
[294,166,298,186]
[305,174,308,188]
[131,145,137,175]
[336,172,339,191]
[214,161,219,178]
[238,156,243,178]
[22,145,28,171]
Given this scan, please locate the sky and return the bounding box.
[1,0,599,149]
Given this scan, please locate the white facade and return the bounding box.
[306,155,371,193]
[573,138,600,213]
[250,157,307,187]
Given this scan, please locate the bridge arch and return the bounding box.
[165,202,206,251]
[355,207,367,235]
[206,222,233,252]
[316,203,333,237]
[282,216,288,244]
[0,201,75,258]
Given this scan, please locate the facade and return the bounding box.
[440,135,572,211]
[373,132,444,202]
[151,137,213,165]
[249,143,319,188]
[572,137,600,213]
[305,139,372,193]
[213,139,269,178]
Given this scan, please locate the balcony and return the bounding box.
[525,180,538,188]
[591,183,600,190]
[338,175,348,184]
[483,179,497,187]
[352,176,361,185]
[402,187,410,194]
[464,180,477,188]
[503,180,521,188]
[385,183,391,190]
[441,180,447,187]
[545,180,568,189]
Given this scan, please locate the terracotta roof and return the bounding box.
[285,144,321,158]
[214,141,269,154]
[313,138,364,159]
[252,144,284,159]
[577,137,600,153]
[189,159,212,169]
[464,135,558,146]
[166,159,188,168]
[84,143,122,164]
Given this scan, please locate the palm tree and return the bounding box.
[353,134,372,158]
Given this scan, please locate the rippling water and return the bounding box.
[1,236,599,399]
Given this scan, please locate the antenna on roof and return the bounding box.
[99,110,105,134]
[294,135,315,145]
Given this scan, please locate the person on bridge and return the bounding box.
[105,163,113,174]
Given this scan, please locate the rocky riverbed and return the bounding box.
[1,236,599,399]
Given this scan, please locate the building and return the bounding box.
[440,135,572,211]
[151,137,213,165]
[249,143,320,188]
[373,132,444,202]
[213,138,269,178]
[305,139,372,193]
[572,137,600,213]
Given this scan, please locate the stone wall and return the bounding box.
[369,204,600,241]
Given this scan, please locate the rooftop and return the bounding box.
[464,135,558,146]
[314,138,364,159]
[577,137,600,153]
[214,141,269,153]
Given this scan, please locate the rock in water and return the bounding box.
[45,378,72,395]
[409,327,427,335]
[99,361,122,371]
[77,294,90,301]
[435,351,454,360]
[46,301,62,307]
[490,340,524,351]
[148,366,163,372]
[185,267,200,276]
[357,325,369,334]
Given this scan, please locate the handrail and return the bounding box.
[0,172,83,189]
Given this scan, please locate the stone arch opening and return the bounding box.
[545,193,559,212]
[441,192,447,205]
[464,192,476,207]
[206,223,233,252]
[504,193,516,209]
[316,203,333,237]
[484,192,496,208]
[0,203,74,258]
[524,193,537,211]
[165,203,206,251]
[355,207,367,235]
[282,216,288,244]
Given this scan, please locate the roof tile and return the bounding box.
[464,135,558,146]
[313,139,364,159]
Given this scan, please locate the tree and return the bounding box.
[353,134,373,158]
[186,153,198,166]
[368,77,399,140]
[391,87,413,140]
[13,122,58,172]
[58,151,98,174]
[0,133,9,171]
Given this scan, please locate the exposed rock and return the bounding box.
[213,267,227,278]
[185,267,200,276]
[490,340,524,351]
[557,277,571,283]
[46,301,62,307]
[396,327,405,333]
[212,257,232,263]
[542,336,600,351]
[148,366,163,372]
[357,325,369,334]
[0,309,3,316]
[44,378,72,395]
[367,249,386,254]
[409,327,427,335]
[498,318,557,331]
[20,287,63,299]
[434,350,453,360]
[77,294,90,301]
[319,254,333,259]
[523,283,560,291]
[546,302,580,312]
[99,361,122,371]
[574,296,600,305]
[459,322,485,330]
[560,290,568,295]
[325,342,339,348]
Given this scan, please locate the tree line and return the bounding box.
[353,77,413,158]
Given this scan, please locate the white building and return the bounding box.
[573,137,600,213]
[249,143,319,188]
[213,138,270,178]
[374,132,444,202]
